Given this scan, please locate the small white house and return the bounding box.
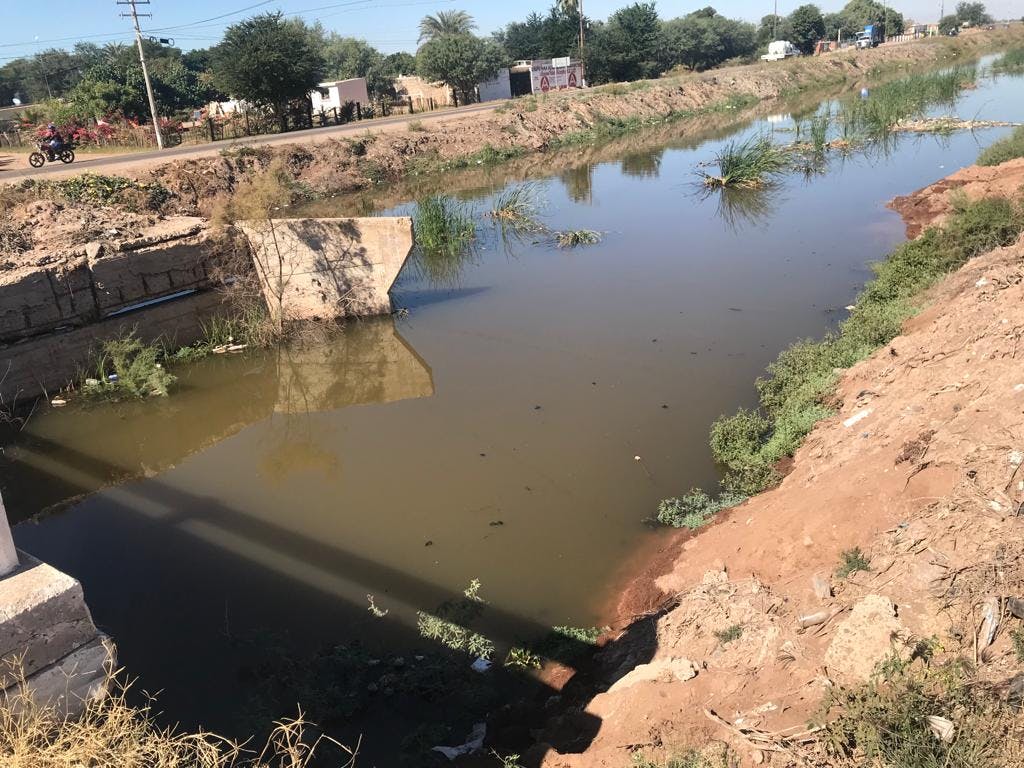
[311,78,370,113]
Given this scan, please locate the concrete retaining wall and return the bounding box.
[0,218,214,344]
[240,217,414,321]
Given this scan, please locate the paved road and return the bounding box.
[0,101,500,181]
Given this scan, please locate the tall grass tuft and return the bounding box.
[0,661,356,768]
[487,182,545,232]
[412,195,477,285]
[702,136,788,188]
[554,229,602,248]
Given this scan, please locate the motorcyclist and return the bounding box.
[41,123,63,158]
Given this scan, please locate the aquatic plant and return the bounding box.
[529,625,604,665]
[836,547,871,578]
[701,135,788,189]
[843,66,976,138]
[415,579,494,659]
[657,488,745,529]
[487,182,545,232]
[993,46,1024,73]
[504,647,543,669]
[82,333,176,401]
[412,195,477,284]
[554,229,602,248]
[977,125,1024,167]
[704,195,1024,501]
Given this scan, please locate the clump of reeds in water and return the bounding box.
[837,66,977,139]
[702,135,789,189]
[486,182,545,233]
[554,229,602,248]
[412,195,477,285]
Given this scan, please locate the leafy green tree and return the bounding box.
[939,14,960,33]
[586,2,664,83]
[416,34,506,105]
[418,10,477,43]
[787,4,826,53]
[839,0,905,38]
[213,13,325,131]
[822,13,845,41]
[954,1,992,25]
[663,10,756,71]
[495,4,589,61]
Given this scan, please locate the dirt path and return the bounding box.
[0,103,499,182]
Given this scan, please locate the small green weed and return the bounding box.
[837,547,871,578]
[412,195,476,284]
[714,624,743,644]
[1012,628,1024,663]
[504,647,542,669]
[416,579,494,659]
[631,749,731,768]
[34,173,170,211]
[487,183,544,232]
[530,625,603,664]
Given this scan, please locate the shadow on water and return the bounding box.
[2,314,658,764]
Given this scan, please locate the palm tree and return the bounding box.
[418,10,477,43]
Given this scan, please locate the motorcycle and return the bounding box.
[28,140,75,168]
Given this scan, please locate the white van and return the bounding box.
[761,41,802,61]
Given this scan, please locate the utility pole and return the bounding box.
[118,0,163,149]
[578,0,586,87]
[773,0,779,40]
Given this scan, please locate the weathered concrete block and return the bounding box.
[240,217,414,321]
[0,552,99,688]
[2,635,112,717]
[0,260,96,339]
[89,220,212,314]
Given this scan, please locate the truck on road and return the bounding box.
[856,24,884,48]
[761,41,802,61]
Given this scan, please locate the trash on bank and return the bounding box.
[432,722,486,760]
[926,715,955,742]
[470,657,493,673]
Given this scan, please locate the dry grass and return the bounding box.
[0,661,357,768]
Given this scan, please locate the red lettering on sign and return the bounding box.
[540,75,550,92]
[568,72,578,88]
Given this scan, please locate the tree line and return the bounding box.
[0,0,987,132]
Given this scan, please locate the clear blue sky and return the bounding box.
[2,0,1017,62]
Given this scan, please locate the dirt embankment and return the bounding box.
[528,170,1024,766]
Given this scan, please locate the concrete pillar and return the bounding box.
[0,490,17,577]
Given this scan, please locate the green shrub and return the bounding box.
[993,47,1024,73]
[33,174,171,211]
[709,408,771,468]
[412,195,476,284]
[818,657,1007,768]
[82,334,175,401]
[530,625,603,664]
[657,489,745,529]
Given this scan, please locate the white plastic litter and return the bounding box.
[470,658,492,673]
[843,410,871,428]
[432,722,486,760]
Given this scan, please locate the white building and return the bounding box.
[311,78,370,113]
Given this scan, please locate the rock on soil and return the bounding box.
[823,595,904,683]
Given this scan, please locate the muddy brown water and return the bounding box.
[1,62,1022,761]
